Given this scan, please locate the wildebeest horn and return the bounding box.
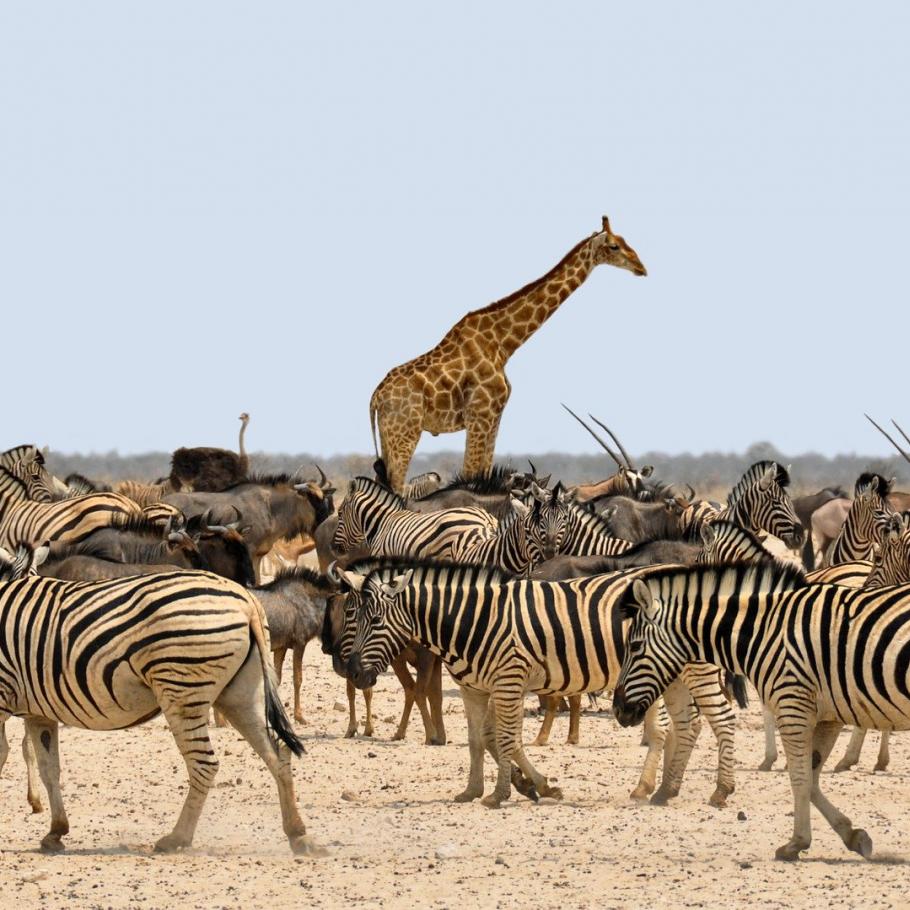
[326,560,341,584]
[561,404,624,469]
[865,414,910,465]
[527,459,537,476]
[295,481,324,499]
[315,464,329,488]
[685,484,696,502]
[588,414,636,470]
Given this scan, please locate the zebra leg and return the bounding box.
[0,717,7,776]
[759,706,779,770]
[362,686,375,737]
[214,651,325,856]
[874,732,891,772]
[345,679,358,737]
[482,687,525,809]
[292,645,305,724]
[454,688,489,802]
[629,700,669,802]
[807,721,873,859]
[155,702,220,853]
[651,679,699,806]
[833,727,866,772]
[390,654,420,741]
[566,694,582,745]
[22,730,43,813]
[532,696,558,746]
[774,701,816,860]
[24,719,69,853]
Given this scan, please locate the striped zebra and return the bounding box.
[0,447,58,503]
[832,511,910,773]
[116,478,172,507]
[336,560,746,808]
[0,562,320,855]
[0,466,143,549]
[824,472,893,566]
[612,560,910,860]
[458,484,571,575]
[561,502,633,556]
[333,475,497,561]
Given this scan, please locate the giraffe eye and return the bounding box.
[608,243,620,251]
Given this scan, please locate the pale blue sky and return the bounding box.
[2,2,908,458]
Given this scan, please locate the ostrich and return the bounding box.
[170,412,252,493]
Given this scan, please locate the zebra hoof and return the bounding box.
[848,829,873,859]
[758,759,776,772]
[774,840,807,861]
[649,791,671,807]
[629,786,652,802]
[480,794,505,809]
[290,835,328,857]
[453,789,481,803]
[29,801,43,815]
[873,762,889,773]
[540,785,563,801]
[833,760,855,773]
[344,728,356,739]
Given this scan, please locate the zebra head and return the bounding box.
[726,462,804,551]
[695,521,768,566]
[865,512,910,589]
[0,542,49,581]
[338,566,414,690]
[524,483,572,563]
[612,576,691,728]
[9,454,58,503]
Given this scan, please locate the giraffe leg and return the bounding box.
[834,727,866,772]
[292,645,305,724]
[214,649,324,856]
[464,392,506,478]
[380,415,423,493]
[24,719,69,853]
[875,731,891,772]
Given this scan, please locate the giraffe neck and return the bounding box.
[461,237,596,362]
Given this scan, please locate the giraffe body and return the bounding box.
[370,217,647,491]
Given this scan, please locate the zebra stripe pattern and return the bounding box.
[0,466,143,549]
[825,472,893,566]
[333,476,497,561]
[612,561,910,860]
[0,446,57,503]
[0,564,318,855]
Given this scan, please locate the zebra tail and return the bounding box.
[248,593,306,757]
[725,671,749,709]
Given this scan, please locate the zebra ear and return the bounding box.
[641,465,654,478]
[629,579,659,623]
[530,482,549,504]
[0,545,13,565]
[337,568,366,592]
[32,544,50,568]
[700,524,717,548]
[381,570,413,598]
[758,466,776,491]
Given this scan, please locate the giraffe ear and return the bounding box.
[601,215,611,234]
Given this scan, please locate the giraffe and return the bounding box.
[369,216,647,491]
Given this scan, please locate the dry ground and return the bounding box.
[2,647,909,910]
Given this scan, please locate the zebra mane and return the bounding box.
[567,500,618,536]
[349,475,407,510]
[617,559,808,616]
[256,565,337,593]
[0,444,44,467]
[0,465,30,502]
[419,464,516,498]
[107,513,169,538]
[855,472,892,497]
[342,556,518,587]
[703,521,768,558]
[726,461,790,507]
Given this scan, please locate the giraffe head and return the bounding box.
[590,216,647,276]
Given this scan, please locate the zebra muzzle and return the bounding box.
[346,652,377,690]
[612,686,648,728]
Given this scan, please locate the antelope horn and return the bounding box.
[865,414,910,465]
[527,459,537,476]
[588,414,636,470]
[892,419,910,452]
[561,404,624,469]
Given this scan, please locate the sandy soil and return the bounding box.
[2,647,909,910]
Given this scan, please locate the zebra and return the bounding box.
[457,483,572,575]
[0,562,321,855]
[612,560,910,860]
[832,511,910,774]
[561,501,634,556]
[402,470,443,500]
[333,475,497,561]
[335,560,749,808]
[0,466,143,549]
[824,472,894,566]
[0,447,58,503]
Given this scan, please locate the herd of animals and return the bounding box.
[2,217,910,865]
